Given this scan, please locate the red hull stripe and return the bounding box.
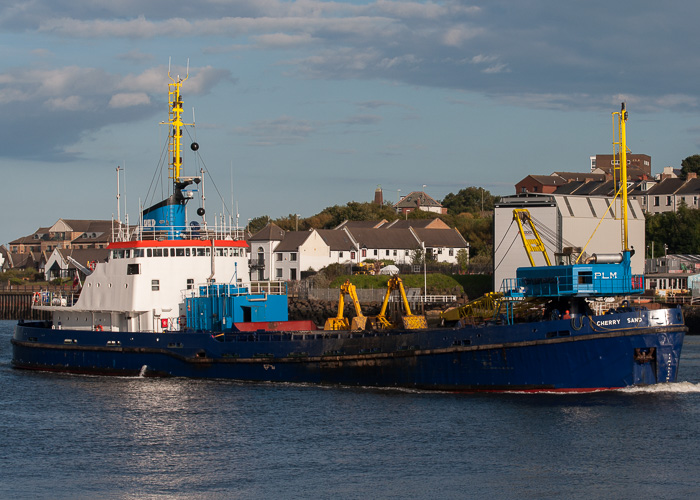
[108,239,249,249]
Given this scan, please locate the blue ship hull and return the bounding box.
[12,308,686,392]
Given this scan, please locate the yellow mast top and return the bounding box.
[166,64,193,185]
[613,103,630,251]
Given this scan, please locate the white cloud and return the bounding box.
[109,92,151,108]
[46,95,85,111]
[252,32,315,48]
[235,115,314,145]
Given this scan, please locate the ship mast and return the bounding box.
[166,61,193,186]
[613,103,630,252]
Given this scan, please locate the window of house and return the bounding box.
[290,269,297,280]
[276,253,283,261]
[362,249,366,257]
[695,196,698,206]
[373,249,378,256]
[393,250,397,256]
[351,251,356,259]
[449,249,454,256]
[290,253,297,261]
[654,196,660,207]
[666,196,672,206]
[276,268,283,278]
[151,279,160,291]
[339,251,343,258]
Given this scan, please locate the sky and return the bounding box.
[3,0,700,245]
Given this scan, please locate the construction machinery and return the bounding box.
[368,276,427,330]
[324,280,367,331]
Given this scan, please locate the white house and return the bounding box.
[249,220,470,281]
[273,230,330,281]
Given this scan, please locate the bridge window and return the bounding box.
[127,264,140,275]
[578,271,592,285]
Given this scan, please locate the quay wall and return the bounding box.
[0,291,50,320]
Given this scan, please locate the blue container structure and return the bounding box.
[186,284,289,331]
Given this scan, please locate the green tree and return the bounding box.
[442,187,499,215]
[680,155,700,180]
[645,205,700,255]
[456,248,469,272]
[247,216,270,234]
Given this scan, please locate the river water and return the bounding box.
[1,320,699,499]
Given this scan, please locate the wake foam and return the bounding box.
[619,381,700,393]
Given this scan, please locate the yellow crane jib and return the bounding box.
[323,280,367,331]
[369,277,427,330]
[440,292,504,323]
[513,208,552,267]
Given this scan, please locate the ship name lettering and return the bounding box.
[626,317,642,324]
[596,319,620,326]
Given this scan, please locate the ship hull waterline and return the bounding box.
[12,314,686,393]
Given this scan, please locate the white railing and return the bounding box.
[114,223,246,242]
[31,290,79,308]
[184,281,288,299]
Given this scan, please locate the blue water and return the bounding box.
[1,320,700,499]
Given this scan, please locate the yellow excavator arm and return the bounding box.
[324,280,367,331]
[370,277,427,330]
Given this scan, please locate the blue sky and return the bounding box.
[2,0,700,245]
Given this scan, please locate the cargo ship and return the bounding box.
[12,70,686,392]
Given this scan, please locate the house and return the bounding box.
[515,175,567,194]
[317,228,359,265]
[247,223,286,281]
[0,245,44,273]
[271,230,330,281]
[590,153,651,179]
[412,228,470,263]
[44,248,110,281]
[248,218,470,281]
[343,228,422,264]
[9,219,121,254]
[394,191,447,215]
[644,174,700,214]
